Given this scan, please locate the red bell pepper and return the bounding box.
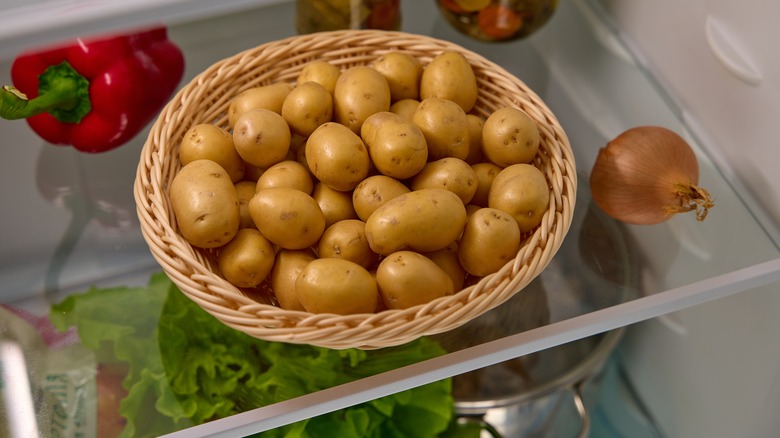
[0,26,184,153]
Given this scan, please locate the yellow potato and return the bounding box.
[297,60,341,95]
[410,157,478,205]
[482,107,540,167]
[470,162,502,207]
[170,160,240,248]
[318,219,379,269]
[464,114,485,165]
[389,98,420,120]
[296,258,378,315]
[233,108,292,168]
[372,51,423,102]
[255,160,314,194]
[333,66,391,133]
[248,187,326,249]
[270,248,316,311]
[217,228,276,288]
[228,82,294,128]
[352,175,411,222]
[411,97,470,161]
[420,51,478,113]
[234,180,258,229]
[305,122,370,191]
[282,81,333,137]
[488,164,550,233]
[313,182,358,228]
[364,188,467,255]
[376,251,454,309]
[361,112,428,179]
[458,207,521,277]
[422,242,466,291]
[179,124,245,183]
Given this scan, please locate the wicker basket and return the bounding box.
[134,30,576,350]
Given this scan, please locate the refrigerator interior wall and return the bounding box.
[0,0,287,59]
[591,1,780,437]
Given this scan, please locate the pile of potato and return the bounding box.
[169,50,550,315]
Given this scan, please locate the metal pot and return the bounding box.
[435,176,640,437]
[451,328,624,438]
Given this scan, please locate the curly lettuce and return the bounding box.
[50,272,462,437]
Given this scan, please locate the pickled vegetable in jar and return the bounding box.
[436,0,558,42]
[296,0,401,34]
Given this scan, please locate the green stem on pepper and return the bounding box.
[1,61,91,123]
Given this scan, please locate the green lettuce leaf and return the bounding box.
[50,272,457,437]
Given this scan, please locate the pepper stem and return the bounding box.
[0,61,91,123]
[665,183,715,222]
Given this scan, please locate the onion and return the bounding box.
[589,126,714,225]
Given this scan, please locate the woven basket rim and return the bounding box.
[134,29,577,349]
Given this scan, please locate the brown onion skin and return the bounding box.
[590,126,711,225]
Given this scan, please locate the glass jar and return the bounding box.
[436,0,558,42]
[296,0,401,34]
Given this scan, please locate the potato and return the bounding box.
[318,219,378,269]
[233,108,292,168]
[282,81,333,137]
[313,182,358,228]
[296,258,378,315]
[372,52,423,102]
[270,248,316,311]
[361,112,428,179]
[179,124,245,183]
[458,208,521,277]
[422,242,466,291]
[411,97,470,161]
[248,187,326,249]
[234,180,258,229]
[389,98,420,120]
[217,228,276,288]
[228,82,294,127]
[352,175,411,222]
[482,107,540,167]
[364,188,467,255]
[488,164,549,233]
[297,60,341,95]
[255,160,314,194]
[420,51,478,113]
[333,66,391,133]
[470,162,502,207]
[464,114,485,165]
[376,251,454,309]
[170,160,240,248]
[305,122,370,191]
[410,158,478,205]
